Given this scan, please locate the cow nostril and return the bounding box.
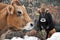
[30,23,33,27]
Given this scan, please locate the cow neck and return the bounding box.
[0,11,8,37]
[6,11,14,31]
[6,13,20,31]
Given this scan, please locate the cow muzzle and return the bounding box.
[22,22,34,30]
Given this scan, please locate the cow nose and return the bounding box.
[30,23,34,27]
[23,22,34,30]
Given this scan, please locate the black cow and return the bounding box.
[37,10,56,38]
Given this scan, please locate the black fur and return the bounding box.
[37,12,55,38]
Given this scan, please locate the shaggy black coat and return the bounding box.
[37,12,55,38]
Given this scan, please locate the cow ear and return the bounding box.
[7,5,14,14]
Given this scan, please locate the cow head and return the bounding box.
[7,0,34,31]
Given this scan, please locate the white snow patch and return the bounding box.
[24,35,40,40]
[5,35,40,40]
[47,32,60,40]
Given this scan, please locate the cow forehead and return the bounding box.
[15,5,24,13]
[16,6,23,9]
[16,6,23,10]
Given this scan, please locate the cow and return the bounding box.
[37,6,56,39]
[0,0,34,39]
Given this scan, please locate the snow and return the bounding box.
[47,32,60,40]
[5,32,60,40]
[5,35,40,40]
[24,35,40,40]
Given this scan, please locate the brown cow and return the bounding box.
[0,0,34,37]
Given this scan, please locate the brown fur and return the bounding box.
[0,3,8,11]
[26,30,37,36]
[48,28,56,38]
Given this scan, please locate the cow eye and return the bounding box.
[17,11,22,16]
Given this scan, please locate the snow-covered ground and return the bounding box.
[5,32,60,40]
[47,32,60,40]
[5,35,40,40]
